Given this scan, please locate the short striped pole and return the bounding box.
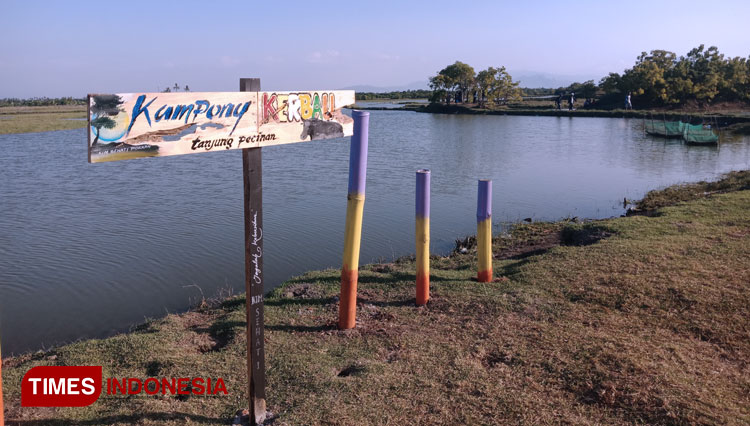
[339,111,369,329]
[477,179,493,282]
[416,169,431,306]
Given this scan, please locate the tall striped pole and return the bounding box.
[339,110,369,329]
[477,179,493,283]
[416,169,431,306]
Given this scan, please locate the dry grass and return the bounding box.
[634,170,750,212]
[2,173,749,425]
[0,105,87,134]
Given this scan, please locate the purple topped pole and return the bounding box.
[416,169,430,218]
[415,169,431,305]
[347,111,369,195]
[476,179,493,282]
[477,179,492,222]
[339,110,370,329]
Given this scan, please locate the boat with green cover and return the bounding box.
[645,120,686,138]
[683,123,719,145]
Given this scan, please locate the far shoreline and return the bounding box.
[3,103,750,135]
[349,101,750,126]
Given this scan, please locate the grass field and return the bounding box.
[2,171,749,425]
[0,105,87,134]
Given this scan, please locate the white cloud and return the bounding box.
[374,53,400,61]
[220,56,241,67]
[307,50,340,64]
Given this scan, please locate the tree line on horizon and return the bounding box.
[0,97,86,107]
[356,89,432,101]
[598,44,749,106]
[428,45,750,108]
[5,45,749,109]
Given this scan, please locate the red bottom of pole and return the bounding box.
[477,269,493,283]
[416,271,429,306]
[339,266,358,329]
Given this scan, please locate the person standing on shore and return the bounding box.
[556,93,562,110]
[568,92,575,110]
[625,92,632,110]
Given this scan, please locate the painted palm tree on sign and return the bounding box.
[90,95,124,146]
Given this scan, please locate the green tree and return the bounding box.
[685,45,723,103]
[436,61,475,103]
[485,66,521,106]
[429,74,452,103]
[598,45,749,107]
[626,50,676,104]
[666,57,694,104]
[598,73,622,94]
[475,68,495,108]
[577,80,598,99]
[718,57,748,101]
[90,95,124,146]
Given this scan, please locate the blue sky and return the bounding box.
[1,0,749,97]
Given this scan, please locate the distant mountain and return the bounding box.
[340,81,429,92]
[511,71,601,89]
[341,72,602,93]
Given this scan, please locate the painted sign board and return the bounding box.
[87,90,355,163]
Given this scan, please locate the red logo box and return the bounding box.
[22,366,102,407]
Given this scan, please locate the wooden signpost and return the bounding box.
[88,80,356,425]
[87,88,354,163]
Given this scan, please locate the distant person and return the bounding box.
[555,94,562,110]
[625,92,632,110]
[583,98,591,108]
[568,92,575,110]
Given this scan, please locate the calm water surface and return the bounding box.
[1,110,749,354]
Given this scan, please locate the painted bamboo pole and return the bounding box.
[476,179,493,283]
[339,111,370,329]
[416,169,431,306]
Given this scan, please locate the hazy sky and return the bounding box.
[2,0,749,97]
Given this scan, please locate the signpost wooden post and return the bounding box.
[87,81,356,425]
[242,158,266,422]
[239,78,266,425]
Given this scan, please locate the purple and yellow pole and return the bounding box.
[339,111,369,329]
[477,179,493,283]
[416,169,431,306]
